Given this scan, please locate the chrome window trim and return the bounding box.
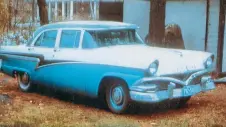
[57,28,83,50]
[136,32,145,44]
[55,28,62,49]
[79,30,85,49]
[31,28,141,50]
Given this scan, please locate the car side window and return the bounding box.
[82,31,98,49]
[59,30,81,48]
[34,33,44,46]
[34,30,57,48]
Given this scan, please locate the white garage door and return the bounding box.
[206,0,219,70]
[223,21,226,72]
[123,0,150,40]
[123,0,206,51]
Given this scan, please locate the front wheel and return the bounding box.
[170,97,191,109]
[16,72,33,92]
[106,80,130,114]
[177,97,191,108]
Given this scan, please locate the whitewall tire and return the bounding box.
[17,72,33,92]
[106,80,130,114]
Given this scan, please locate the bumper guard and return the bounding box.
[130,69,216,103]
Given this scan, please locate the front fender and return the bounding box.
[102,72,142,87]
[86,71,144,98]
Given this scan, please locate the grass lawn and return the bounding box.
[0,75,225,127]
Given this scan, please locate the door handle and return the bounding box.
[28,47,34,51]
[54,49,60,52]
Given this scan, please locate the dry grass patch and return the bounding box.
[0,76,225,127]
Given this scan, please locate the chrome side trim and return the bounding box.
[0,54,40,63]
[35,61,82,69]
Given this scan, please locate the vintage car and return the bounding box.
[0,21,215,114]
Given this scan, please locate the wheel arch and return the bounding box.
[97,72,142,98]
[98,76,129,99]
[12,68,31,78]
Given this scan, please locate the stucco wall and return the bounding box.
[123,0,226,71]
[223,18,226,72]
[206,0,220,70]
[124,0,207,51]
[165,1,206,51]
[123,0,150,40]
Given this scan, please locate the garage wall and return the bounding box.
[223,17,226,72]
[123,0,206,51]
[123,0,150,40]
[206,0,220,70]
[165,1,206,51]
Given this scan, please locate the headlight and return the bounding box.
[148,60,159,75]
[205,56,213,68]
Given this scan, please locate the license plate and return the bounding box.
[183,86,194,96]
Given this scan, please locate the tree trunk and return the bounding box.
[216,0,225,75]
[13,0,19,29]
[37,0,48,25]
[7,0,12,30]
[147,0,166,47]
[32,0,35,23]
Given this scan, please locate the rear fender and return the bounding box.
[0,54,40,77]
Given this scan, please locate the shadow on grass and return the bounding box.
[35,85,108,110]
[31,85,199,115]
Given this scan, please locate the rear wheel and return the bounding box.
[16,72,33,92]
[106,80,130,114]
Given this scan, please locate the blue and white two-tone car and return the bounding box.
[0,21,215,114]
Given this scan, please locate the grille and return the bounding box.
[154,72,202,90]
[146,81,183,90]
[166,72,193,81]
[189,76,202,85]
[166,73,202,85]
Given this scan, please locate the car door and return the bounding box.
[52,29,86,93]
[28,29,59,62]
[28,29,61,88]
[54,29,83,60]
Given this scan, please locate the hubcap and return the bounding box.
[20,73,29,85]
[111,86,124,105]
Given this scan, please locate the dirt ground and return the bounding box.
[0,74,226,127]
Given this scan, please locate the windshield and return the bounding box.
[86,29,144,47]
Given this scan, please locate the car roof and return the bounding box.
[33,21,139,37]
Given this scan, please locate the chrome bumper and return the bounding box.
[129,69,216,103]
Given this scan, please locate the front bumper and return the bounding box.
[129,69,216,103]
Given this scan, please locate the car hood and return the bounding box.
[63,44,213,75]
